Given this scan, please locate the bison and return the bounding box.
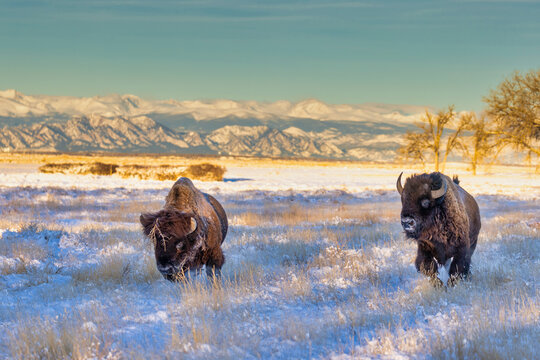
[396,172,481,285]
[140,177,228,281]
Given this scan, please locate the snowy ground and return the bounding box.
[0,163,538,359]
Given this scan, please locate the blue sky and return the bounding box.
[1,0,539,111]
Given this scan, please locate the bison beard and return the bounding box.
[140,177,228,281]
[397,172,481,286]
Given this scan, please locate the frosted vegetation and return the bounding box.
[38,162,226,181]
[0,164,538,359]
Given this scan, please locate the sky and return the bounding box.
[1,0,539,111]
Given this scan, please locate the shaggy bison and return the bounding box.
[140,177,228,281]
[396,172,481,285]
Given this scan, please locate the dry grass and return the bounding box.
[0,223,59,276]
[430,291,539,360]
[37,161,226,181]
[0,165,538,359]
[118,162,225,181]
[71,253,161,285]
[39,162,118,175]
[233,201,398,227]
[4,152,538,175]
[279,268,312,299]
[7,311,114,360]
[310,245,380,286]
[115,164,181,180]
[167,263,263,312]
[181,163,226,181]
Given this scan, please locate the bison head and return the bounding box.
[140,209,197,280]
[396,172,447,238]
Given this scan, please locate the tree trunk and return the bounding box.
[472,145,478,175]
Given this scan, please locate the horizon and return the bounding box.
[0,87,434,109]
[1,1,539,112]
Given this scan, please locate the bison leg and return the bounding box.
[448,248,471,286]
[206,266,221,278]
[205,248,225,278]
[415,250,443,286]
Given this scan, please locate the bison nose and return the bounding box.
[401,217,416,230]
[157,264,173,274]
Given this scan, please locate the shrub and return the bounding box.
[38,162,118,176]
[182,163,226,181]
[39,162,226,181]
[116,165,181,181]
[84,162,118,175]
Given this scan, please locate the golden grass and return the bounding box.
[0,223,59,276]
[352,289,539,359]
[71,253,161,285]
[37,161,226,181]
[3,152,538,176]
[39,162,118,175]
[233,201,399,227]
[430,291,539,360]
[279,268,312,299]
[167,263,263,312]
[7,311,114,360]
[1,154,538,359]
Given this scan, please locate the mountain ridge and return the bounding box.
[0,89,428,124]
[0,90,434,160]
[0,114,408,161]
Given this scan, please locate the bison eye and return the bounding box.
[421,199,430,209]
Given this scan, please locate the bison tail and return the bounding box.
[452,175,460,185]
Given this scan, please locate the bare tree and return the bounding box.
[484,69,540,163]
[398,106,466,172]
[398,132,430,168]
[457,112,496,175]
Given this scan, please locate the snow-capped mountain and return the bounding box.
[0,90,430,160]
[0,89,427,123]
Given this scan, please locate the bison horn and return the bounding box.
[396,172,404,195]
[431,178,447,199]
[189,217,197,234]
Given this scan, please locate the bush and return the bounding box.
[116,165,181,181]
[39,162,226,181]
[183,163,226,181]
[39,162,118,176]
[117,163,225,181]
[84,162,118,175]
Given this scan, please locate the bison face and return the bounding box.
[396,172,447,239]
[140,209,197,280]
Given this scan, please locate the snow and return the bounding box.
[0,163,538,359]
[0,163,538,200]
[0,89,427,124]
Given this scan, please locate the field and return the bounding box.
[0,155,538,359]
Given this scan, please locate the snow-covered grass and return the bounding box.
[0,163,538,359]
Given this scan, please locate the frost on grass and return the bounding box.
[0,167,538,359]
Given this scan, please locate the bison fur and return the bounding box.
[140,177,228,281]
[397,172,481,285]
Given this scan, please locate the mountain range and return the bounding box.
[0,89,430,160]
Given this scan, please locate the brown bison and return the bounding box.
[140,177,227,281]
[396,172,481,285]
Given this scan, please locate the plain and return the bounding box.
[0,157,538,359]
